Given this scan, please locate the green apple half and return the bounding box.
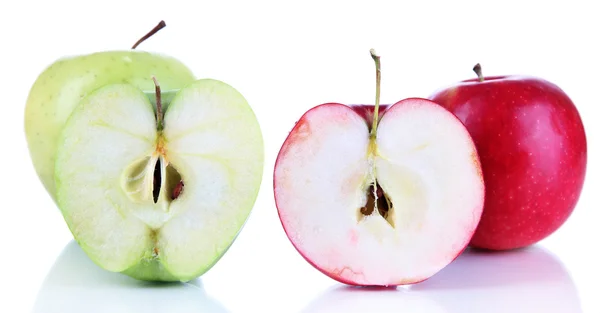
[24,50,196,202]
[54,79,264,281]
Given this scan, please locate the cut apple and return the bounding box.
[273,50,484,286]
[54,79,264,282]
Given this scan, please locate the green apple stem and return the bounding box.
[132,20,167,49]
[473,63,484,82]
[370,49,381,139]
[152,76,163,130]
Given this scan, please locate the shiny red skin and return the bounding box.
[430,76,587,250]
[349,104,390,128]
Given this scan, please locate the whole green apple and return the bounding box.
[25,21,196,202]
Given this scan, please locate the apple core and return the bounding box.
[121,78,185,208]
[358,183,394,228]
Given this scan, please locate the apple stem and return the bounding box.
[132,20,167,49]
[473,63,484,82]
[368,49,382,208]
[370,49,381,138]
[152,76,163,130]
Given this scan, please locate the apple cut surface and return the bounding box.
[274,99,484,286]
[54,79,264,281]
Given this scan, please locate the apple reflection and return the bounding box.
[33,240,229,313]
[301,246,581,313]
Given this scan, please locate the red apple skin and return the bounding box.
[429,75,587,251]
[349,104,390,128]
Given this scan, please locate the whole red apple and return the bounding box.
[429,64,587,251]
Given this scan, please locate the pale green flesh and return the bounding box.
[25,50,196,202]
[54,80,264,281]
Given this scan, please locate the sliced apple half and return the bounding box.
[54,78,264,282]
[273,50,484,286]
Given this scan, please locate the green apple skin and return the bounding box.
[24,50,196,202]
[122,256,179,282]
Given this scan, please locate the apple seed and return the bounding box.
[359,183,394,227]
[172,181,184,200]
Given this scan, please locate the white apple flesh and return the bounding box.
[273,51,484,286]
[54,79,264,281]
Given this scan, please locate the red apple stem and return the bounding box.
[370,49,381,138]
[152,76,163,130]
[473,63,484,82]
[132,20,167,49]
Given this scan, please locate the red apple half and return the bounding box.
[273,99,485,286]
[429,64,587,251]
[274,51,485,286]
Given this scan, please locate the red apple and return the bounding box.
[273,51,485,286]
[429,64,587,251]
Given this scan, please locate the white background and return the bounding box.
[1,0,598,312]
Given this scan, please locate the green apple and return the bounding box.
[25,21,196,202]
[54,78,264,281]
